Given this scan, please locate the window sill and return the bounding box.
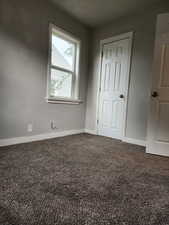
[46,97,83,105]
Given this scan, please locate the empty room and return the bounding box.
[1,0,169,224]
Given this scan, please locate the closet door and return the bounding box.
[98,37,131,139]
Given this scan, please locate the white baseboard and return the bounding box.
[0,130,147,148]
[84,129,97,135]
[122,137,146,147]
[146,144,169,157]
[0,129,84,147]
[84,130,146,147]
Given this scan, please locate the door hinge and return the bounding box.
[97,119,99,124]
[99,87,101,92]
[101,50,103,58]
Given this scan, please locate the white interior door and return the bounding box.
[147,14,169,156]
[98,38,131,139]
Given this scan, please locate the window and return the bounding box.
[47,24,81,103]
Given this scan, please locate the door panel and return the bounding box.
[157,103,169,142]
[101,100,111,127]
[111,100,122,130]
[147,13,169,156]
[113,62,121,91]
[98,38,131,139]
[103,63,111,91]
[160,45,169,87]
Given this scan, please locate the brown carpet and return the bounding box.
[0,134,169,225]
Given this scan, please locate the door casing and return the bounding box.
[96,32,133,140]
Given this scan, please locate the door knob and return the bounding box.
[119,94,124,99]
[151,91,158,98]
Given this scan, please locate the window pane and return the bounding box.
[50,69,72,98]
[52,33,75,71]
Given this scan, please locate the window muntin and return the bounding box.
[48,25,80,100]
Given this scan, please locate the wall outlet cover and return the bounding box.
[28,124,33,132]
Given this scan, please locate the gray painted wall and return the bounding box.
[0,0,89,139]
[85,2,169,141]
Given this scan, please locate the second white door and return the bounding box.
[98,37,132,139]
[147,13,169,157]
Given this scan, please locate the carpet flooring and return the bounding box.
[0,134,169,225]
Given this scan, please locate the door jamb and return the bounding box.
[96,31,134,140]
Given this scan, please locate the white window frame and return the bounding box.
[46,24,81,104]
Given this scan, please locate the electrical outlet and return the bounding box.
[50,121,57,130]
[27,123,33,132]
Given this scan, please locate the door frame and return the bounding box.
[96,31,133,140]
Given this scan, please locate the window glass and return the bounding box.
[50,69,72,98]
[51,34,75,71]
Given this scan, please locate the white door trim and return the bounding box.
[96,31,133,139]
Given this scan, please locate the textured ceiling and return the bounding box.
[50,0,161,27]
